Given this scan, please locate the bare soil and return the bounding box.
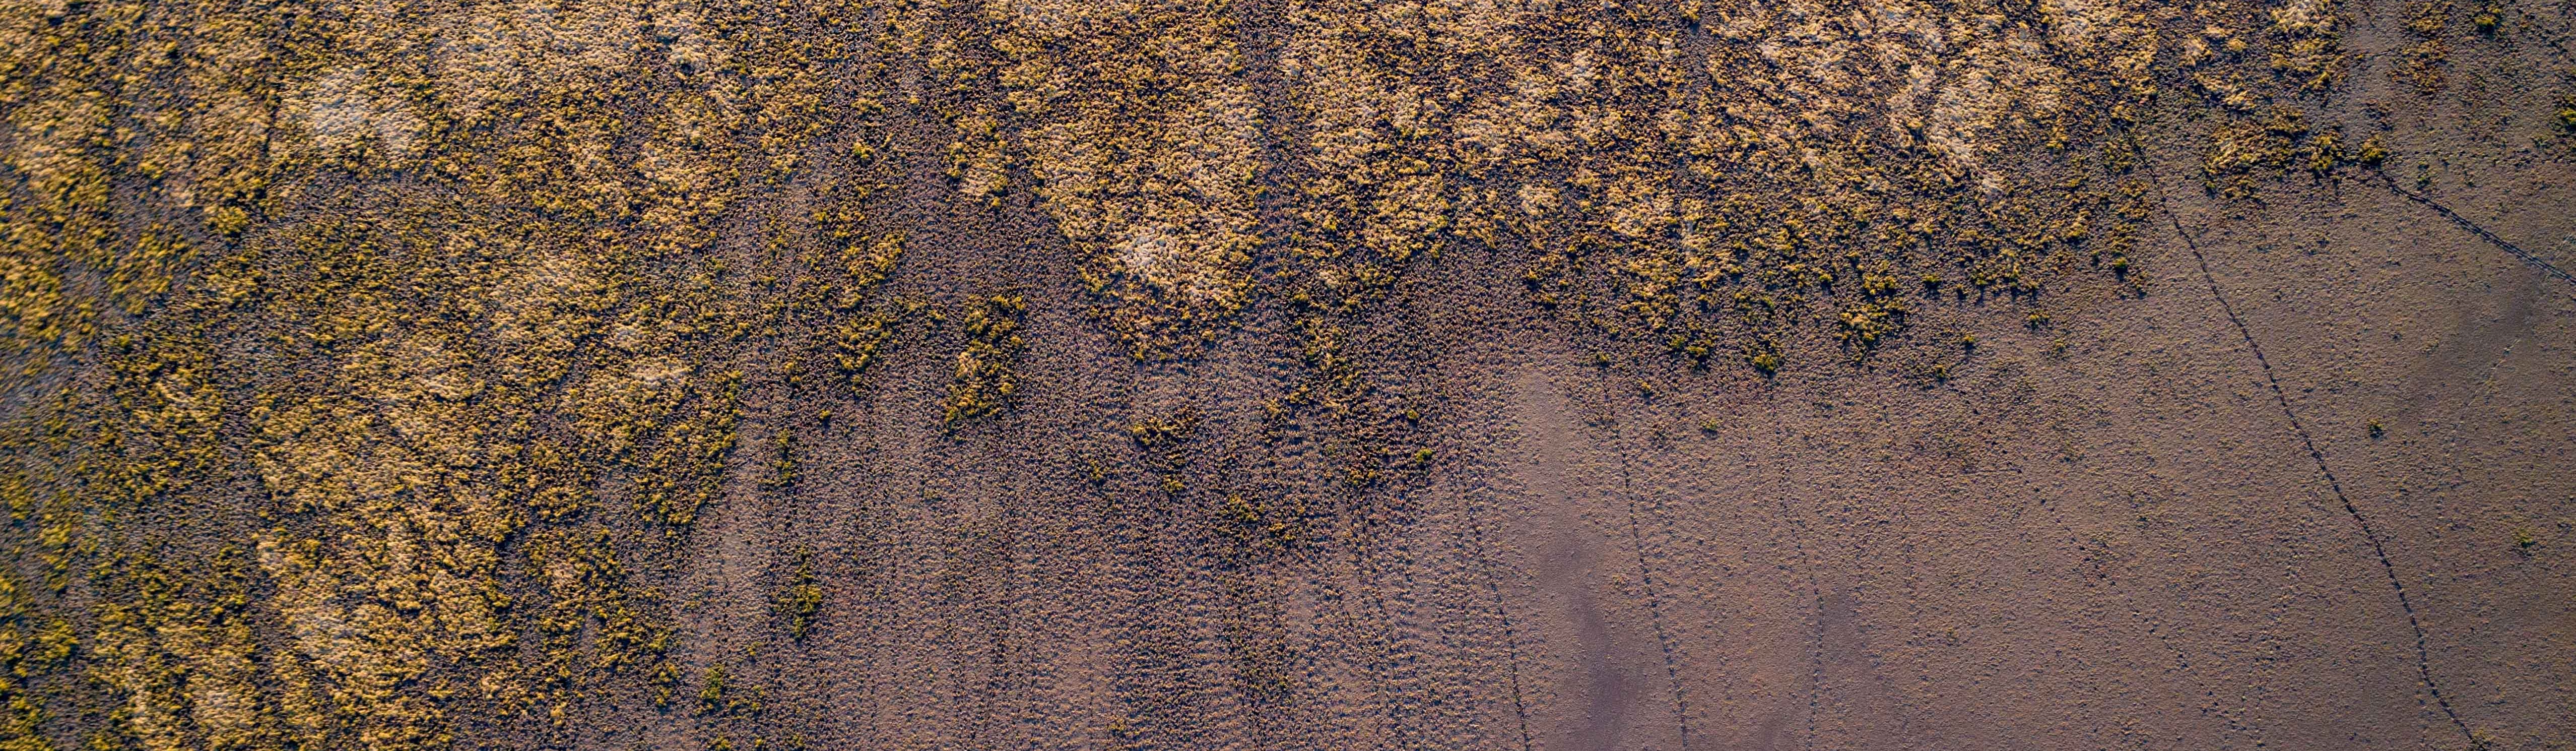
[1,1,2572,749]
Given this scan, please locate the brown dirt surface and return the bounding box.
[1,0,2572,749]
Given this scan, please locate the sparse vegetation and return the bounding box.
[944,295,1028,425]
[0,0,2564,747]
[2401,1,2455,92]
[778,554,825,641]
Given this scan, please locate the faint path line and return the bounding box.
[1785,495,1823,751]
[1336,512,1417,748]
[1842,556,1919,748]
[1612,441,1693,751]
[2020,409,2239,744]
[1589,369,1693,749]
[2062,443,2271,741]
[2372,171,2576,298]
[1355,494,1437,749]
[1460,483,1538,751]
[2154,190,2478,748]
[2026,487,2227,742]
[1384,527,1448,746]
[1756,442,1825,751]
[1891,536,1930,751]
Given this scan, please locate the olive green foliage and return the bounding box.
[0,0,2538,747]
[776,554,824,641]
[943,294,1027,425]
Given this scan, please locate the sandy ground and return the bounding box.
[588,22,2576,751]
[4,1,2573,749]
[615,152,2576,750]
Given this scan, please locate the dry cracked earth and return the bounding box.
[1,0,2573,748]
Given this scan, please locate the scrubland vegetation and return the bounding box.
[0,0,2565,747]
